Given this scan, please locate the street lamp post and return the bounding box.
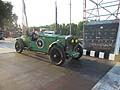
[70,0,72,35]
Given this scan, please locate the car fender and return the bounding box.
[16,38,25,46]
[16,38,24,42]
[48,40,64,54]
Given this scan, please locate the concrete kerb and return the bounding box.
[92,63,120,90]
[5,38,16,42]
[83,49,116,61]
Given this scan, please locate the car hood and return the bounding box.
[40,33,72,39]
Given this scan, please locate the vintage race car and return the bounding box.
[15,32,83,66]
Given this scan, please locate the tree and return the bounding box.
[77,21,83,32]
[48,22,83,36]
[71,23,77,36]
[0,0,13,29]
[77,21,83,38]
[35,21,84,38]
[49,24,56,31]
[12,14,18,27]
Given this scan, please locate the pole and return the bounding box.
[22,0,28,35]
[55,1,58,33]
[83,0,86,47]
[70,0,72,35]
[83,0,86,21]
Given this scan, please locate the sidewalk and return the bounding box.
[0,48,15,54]
[92,62,120,90]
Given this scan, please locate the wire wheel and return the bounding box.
[74,44,83,59]
[50,46,65,66]
[15,41,24,53]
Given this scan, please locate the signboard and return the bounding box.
[84,20,120,53]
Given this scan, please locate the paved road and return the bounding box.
[0,40,116,90]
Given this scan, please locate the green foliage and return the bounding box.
[0,0,14,29]
[77,21,83,38]
[49,24,56,31]
[49,21,83,37]
[77,21,83,32]
[30,21,84,38]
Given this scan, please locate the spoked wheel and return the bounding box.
[15,40,24,53]
[74,44,83,59]
[49,46,65,66]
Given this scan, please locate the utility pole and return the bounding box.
[83,0,86,47]
[55,1,58,33]
[22,0,28,35]
[70,0,72,35]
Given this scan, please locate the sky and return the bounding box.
[2,0,119,27]
[2,0,83,27]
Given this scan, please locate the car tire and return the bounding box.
[15,40,24,53]
[73,44,83,59]
[49,46,65,66]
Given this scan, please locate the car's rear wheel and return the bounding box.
[49,46,65,66]
[73,44,83,59]
[15,40,24,53]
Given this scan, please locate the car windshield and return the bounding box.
[43,31,55,35]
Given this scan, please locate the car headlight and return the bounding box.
[71,39,74,43]
[75,39,78,43]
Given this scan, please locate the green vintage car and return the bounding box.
[15,31,83,66]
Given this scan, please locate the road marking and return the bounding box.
[92,63,120,90]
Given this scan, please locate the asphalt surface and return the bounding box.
[0,39,116,90]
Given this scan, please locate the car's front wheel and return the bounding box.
[73,44,83,59]
[49,46,65,66]
[15,40,24,53]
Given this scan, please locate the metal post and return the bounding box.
[70,0,72,35]
[22,0,28,35]
[83,0,86,47]
[55,1,58,33]
[97,0,100,20]
[83,0,86,21]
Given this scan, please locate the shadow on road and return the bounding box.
[21,51,50,63]
[65,58,115,80]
